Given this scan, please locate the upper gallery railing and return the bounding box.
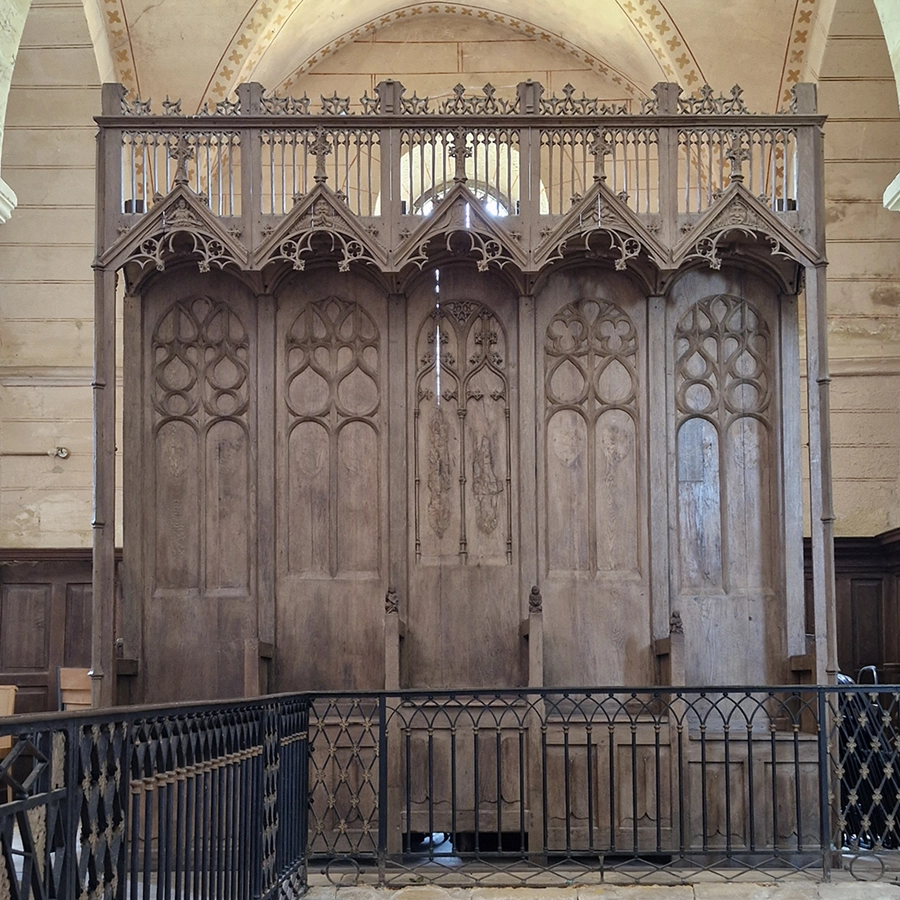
[1,685,898,897]
[94,79,823,272]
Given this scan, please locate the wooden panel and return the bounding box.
[141,271,259,702]
[669,270,782,685]
[406,266,520,688]
[0,554,96,711]
[63,583,91,667]
[0,584,50,670]
[275,272,388,691]
[536,267,652,687]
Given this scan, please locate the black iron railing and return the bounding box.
[1,686,899,896]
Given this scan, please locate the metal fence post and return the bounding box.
[378,693,388,885]
[817,687,832,881]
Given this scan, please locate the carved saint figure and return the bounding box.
[427,407,453,537]
[472,433,503,533]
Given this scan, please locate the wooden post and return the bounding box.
[781,293,807,662]
[648,294,671,649]
[652,83,682,247]
[237,83,263,247]
[805,263,837,684]
[256,293,276,694]
[91,265,117,709]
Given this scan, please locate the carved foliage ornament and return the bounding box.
[268,196,383,273]
[126,198,241,273]
[405,197,520,273]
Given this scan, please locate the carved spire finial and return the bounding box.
[725,133,750,184]
[450,127,471,183]
[307,126,333,184]
[589,134,613,182]
[169,135,195,187]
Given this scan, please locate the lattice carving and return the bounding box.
[415,299,512,564]
[544,298,640,574]
[152,297,250,424]
[674,294,770,429]
[285,296,381,577]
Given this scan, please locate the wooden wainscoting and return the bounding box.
[805,529,900,683]
[0,549,121,713]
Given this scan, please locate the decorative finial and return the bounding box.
[168,135,194,187]
[589,135,613,182]
[450,127,471,183]
[725,133,750,184]
[307,126,333,184]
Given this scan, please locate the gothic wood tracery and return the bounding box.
[671,280,780,685]
[414,298,512,565]
[544,297,640,575]
[151,295,252,593]
[535,268,652,688]
[275,275,388,692]
[284,295,381,577]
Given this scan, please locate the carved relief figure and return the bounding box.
[427,407,453,537]
[415,299,511,563]
[472,433,502,534]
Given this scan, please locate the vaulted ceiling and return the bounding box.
[87,0,839,114]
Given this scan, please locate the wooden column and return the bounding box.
[256,293,276,695]
[120,289,143,702]
[387,291,407,688]
[91,266,117,708]
[517,291,537,636]
[805,262,837,684]
[648,294,672,652]
[780,292,807,661]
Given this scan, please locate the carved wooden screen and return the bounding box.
[669,270,780,684]
[406,267,520,688]
[274,271,388,690]
[535,268,652,686]
[140,271,258,702]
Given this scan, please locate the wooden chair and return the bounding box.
[0,684,17,803]
[58,667,92,710]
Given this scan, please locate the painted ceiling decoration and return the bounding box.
[94,0,835,116]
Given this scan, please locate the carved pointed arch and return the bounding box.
[393,181,528,275]
[99,183,249,274]
[533,179,668,273]
[672,182,822,274]
[255,181,388,273]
